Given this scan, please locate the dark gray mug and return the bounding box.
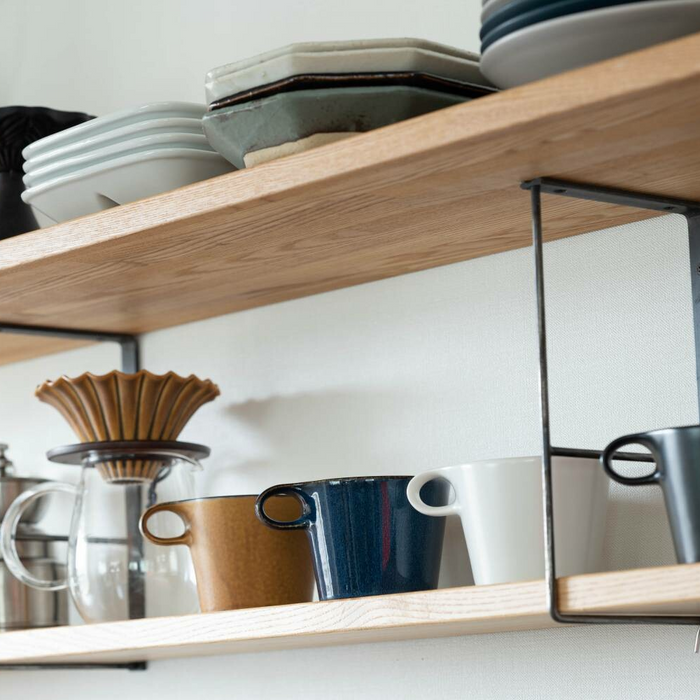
[601,424,700,564]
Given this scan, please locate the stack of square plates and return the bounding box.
[203,39,496,169]
[480,0,700,88]
[22,102,235,225]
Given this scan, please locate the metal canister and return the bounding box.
[0,444,68,630]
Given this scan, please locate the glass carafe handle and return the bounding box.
[0,482,77,591]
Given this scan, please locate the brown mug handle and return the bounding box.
[139,502,192,546]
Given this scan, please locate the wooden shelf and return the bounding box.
[0,564,698,665]
[4,34,700,365]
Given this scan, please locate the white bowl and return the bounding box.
[23,102,206,160]
[205,38,487,104]
[24,117,205,173]
[24,133,214,188]
[23,148,234,224]
[481,0,700,88]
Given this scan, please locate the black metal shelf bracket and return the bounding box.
[521,177,700,626]
[0,323,139,372]
[0,322,146,671]
[0,662,147,672]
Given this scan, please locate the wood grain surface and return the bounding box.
[3,34,700,365]
[0,564,698,664]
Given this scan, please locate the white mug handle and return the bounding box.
[407,467,460,517]
[0,482,77,591]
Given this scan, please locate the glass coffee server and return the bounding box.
[0,439,206,624]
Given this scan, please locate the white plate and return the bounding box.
[24,133,214,188]
[23,148,234,224]
[481,0,700,88]
[23,102,206,160]
[205,39,487,103]
[24,117,204,173]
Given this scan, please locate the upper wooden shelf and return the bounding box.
[4,33,700,365]
[0,564,697,665]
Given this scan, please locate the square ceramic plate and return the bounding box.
[24,132,214,188]
[205,39,487,103]
[210,70,496,111]
[22,148,234,224]
[24,117,205,173]
[203,85,469,169]
[23,102,206,160]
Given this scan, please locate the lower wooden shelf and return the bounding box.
[0,563,698,665]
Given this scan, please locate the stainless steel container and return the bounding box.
[0,445,68,630]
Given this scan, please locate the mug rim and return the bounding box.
[434,455,598,470]
[265,475,414,489]
[146,494,259,507]
[628,423,700,436]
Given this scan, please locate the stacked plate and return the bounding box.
[480,0,700,88]
[203,39,496,169]
[22,102,235,225]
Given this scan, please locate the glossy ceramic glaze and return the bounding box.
[23,102,205,160]
[256,476,449,600]
[407,456,609,585]
[205,38,487,103]
[22,148,234,224]
[480,0,641,51]
[209,71,493,112]
[141,495,315,612]
[36,371,219,482]
[602,425,700,564]
[203,86,469,169]
[481,0,700,88]
[24,133,214,187]
[24,117,205,172]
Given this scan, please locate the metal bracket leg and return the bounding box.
[522,177,700,626]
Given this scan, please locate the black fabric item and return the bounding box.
[0,106,94,239]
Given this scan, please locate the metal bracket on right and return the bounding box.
[521,177,700,627]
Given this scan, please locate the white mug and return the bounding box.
[406,456,608,585]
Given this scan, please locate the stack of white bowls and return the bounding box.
[480,0,700,88]
[203,39,495,169]
[22,102,235,225]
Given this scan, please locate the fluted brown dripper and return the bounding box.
[36,371,220,483]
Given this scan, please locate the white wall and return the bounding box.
[2,0,700,697]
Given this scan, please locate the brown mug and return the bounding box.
[140,495,315,613]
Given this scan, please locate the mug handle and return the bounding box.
[139,502,192,546]
[406,467,460,517]
[255,485,316,530]
[601,434,662,486]
[0,482,77,591]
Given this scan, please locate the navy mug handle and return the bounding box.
[601,434,662,486]
[255,485,316,530]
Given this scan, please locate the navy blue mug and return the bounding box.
[255,476,449,600]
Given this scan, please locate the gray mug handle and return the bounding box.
[601,434,662,486]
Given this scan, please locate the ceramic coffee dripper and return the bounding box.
[407,456,609,585]
[255,476,449,600]
[140,495,315,612]
[35,370,220,483]
[601,424,700,564]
